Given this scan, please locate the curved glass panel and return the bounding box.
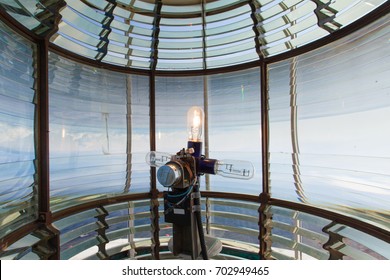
[206,198,260,258]
[50,197,261,260]
[53,200,152,260]
[0,233,40,260]
[208,68,262,194]
[204,3,259,69]
[104,201,152,259]
[2,0,385,70]
[0,20,37,239]
[155,75,204,180]
[268,14,390,231]
[265,206,331,260]
[154,69,261,194]
[49,53,150,212]
[0,0,46,33]
[265,206,390,260]
[156,15,204,70]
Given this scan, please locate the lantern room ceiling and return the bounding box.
[0,0,387,70]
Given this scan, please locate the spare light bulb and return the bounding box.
[215,159,255,180]
[146,151,172,167]
[187,106,204,142]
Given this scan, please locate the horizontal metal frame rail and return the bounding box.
[51,191,390,245]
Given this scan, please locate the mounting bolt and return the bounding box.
[39,214,46,222]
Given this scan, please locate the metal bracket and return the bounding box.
[191,192,201,199]
[192,205,201,213]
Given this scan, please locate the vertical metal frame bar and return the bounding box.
[33,37,60,260]
[33,1,66,259]
[36,38,51,219]
[150,72,157,192]
[150,1,162,70]
[94,0,117,62]
[249,0,264,59]
[95,206,109,259]
[260,62,270,197]
[149,71,160,259]
[259,60,270,259]
[127,201,136,259]
[203,76,211,234]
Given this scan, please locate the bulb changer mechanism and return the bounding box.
[149,148,254,186]
[146,144,254,259]
[145,107,254,259]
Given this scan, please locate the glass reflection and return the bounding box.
[49,54,150,211]
[0,20,37,238]
[268,16,390,231]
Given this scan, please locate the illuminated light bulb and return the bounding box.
[187,106,204,142]
[215,159,255,180]
[146,151,172,167]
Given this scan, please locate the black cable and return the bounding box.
[195,208,208,260]
[193,180,208,260]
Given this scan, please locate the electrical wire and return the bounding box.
[164,185,194,215]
